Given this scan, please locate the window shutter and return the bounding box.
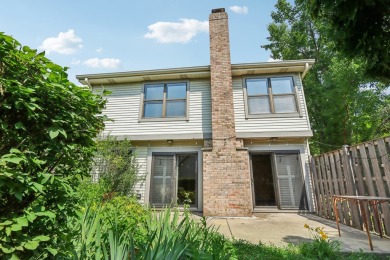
[275,154,307,209]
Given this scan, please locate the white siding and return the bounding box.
[94,79,212,140]
[233,74,311,134]
[133,147,148,202]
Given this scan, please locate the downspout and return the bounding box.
[301,62,310,79]
[84,78,92,90]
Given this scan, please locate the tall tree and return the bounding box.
[262,0,389,154]
[306,0,390,81]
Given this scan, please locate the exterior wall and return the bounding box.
[246,141,314,212]
[133,146,148,202]
[92,79,212,140]
[233,74,312,136]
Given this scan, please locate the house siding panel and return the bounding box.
[93,79,212,139]
[133,147,148,202]
[233,74,311,135]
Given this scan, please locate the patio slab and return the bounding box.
[205,213,390,253]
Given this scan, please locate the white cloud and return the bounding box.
[229,6,248,14]
[39,29,82,55]
[144,19,209,43]
[96,47,103,53]
[83,58,121,69]
[71,59,81,65]
[267,57,281,62]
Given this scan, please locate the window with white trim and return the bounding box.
[142,82,187,119]
[244,76,300,117]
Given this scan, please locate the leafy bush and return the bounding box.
[100,196,149,246]
[0,33,106,258]
[76,178,110,206]
[93,135,144,196]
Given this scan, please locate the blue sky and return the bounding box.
[1,1,280,84]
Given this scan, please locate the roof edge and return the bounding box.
[76,59,315,84]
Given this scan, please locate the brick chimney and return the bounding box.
[202,8,252,216]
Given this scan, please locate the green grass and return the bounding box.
[232,239,390,260]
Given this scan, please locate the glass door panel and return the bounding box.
[177,154,198,207]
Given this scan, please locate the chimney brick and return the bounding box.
[202,9,252,217]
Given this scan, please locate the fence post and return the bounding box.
[342,145,361,228]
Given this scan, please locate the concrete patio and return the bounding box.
[204,213,390,254]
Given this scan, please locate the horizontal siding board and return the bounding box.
[95,73,311,139]
[134,147,147,202]
[233,74,311,134]
[94,80,212,138]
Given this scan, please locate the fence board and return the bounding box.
[324,153,335,217]
[319,155,332,218]
[329,152,344,223]
[350,146,372,230]
[310,157,322,216]
[366,141,390,235]
[310,137,390,236]
[342,146,361,229]
[316,156,328,218]
[359,144,381,232]
[335,150,350,225]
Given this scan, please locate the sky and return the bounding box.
[1,1,281,85]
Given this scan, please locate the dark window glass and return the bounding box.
[166,101,186,117]
[167,83,186,99]
[248,97,270,114]
[145,84,164,100]
[142,82,187,118]
[246,77,297,115]
[274,96,297,113]
[144,102,163,118]
[246,79,268,95]
[270,78,294,94]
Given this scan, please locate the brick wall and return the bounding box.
[202,9,252,216]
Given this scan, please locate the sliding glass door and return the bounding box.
[150,153,198,207]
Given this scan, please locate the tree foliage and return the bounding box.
[0,33,106,258]
[262,0,389,153]
[306,0,390,81]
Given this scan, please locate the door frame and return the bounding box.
[250,150,305,210]
[145,147,202,211]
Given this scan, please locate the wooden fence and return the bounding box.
[310,137,390,236]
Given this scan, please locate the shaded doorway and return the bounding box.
[252,154,276,206]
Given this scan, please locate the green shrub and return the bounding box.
[100,196,149,246]
[93,135,145,196]
[76,178,110,205]
[0,33,106,259]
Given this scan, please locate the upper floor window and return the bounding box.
[244,76,301,118]
[141,82,188,120]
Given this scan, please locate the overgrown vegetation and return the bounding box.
[263,0,390,154]
[0,33,106,258]
[92,135,143,197]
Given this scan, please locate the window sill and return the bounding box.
[245,112,302,119]
[138,117,188,123]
